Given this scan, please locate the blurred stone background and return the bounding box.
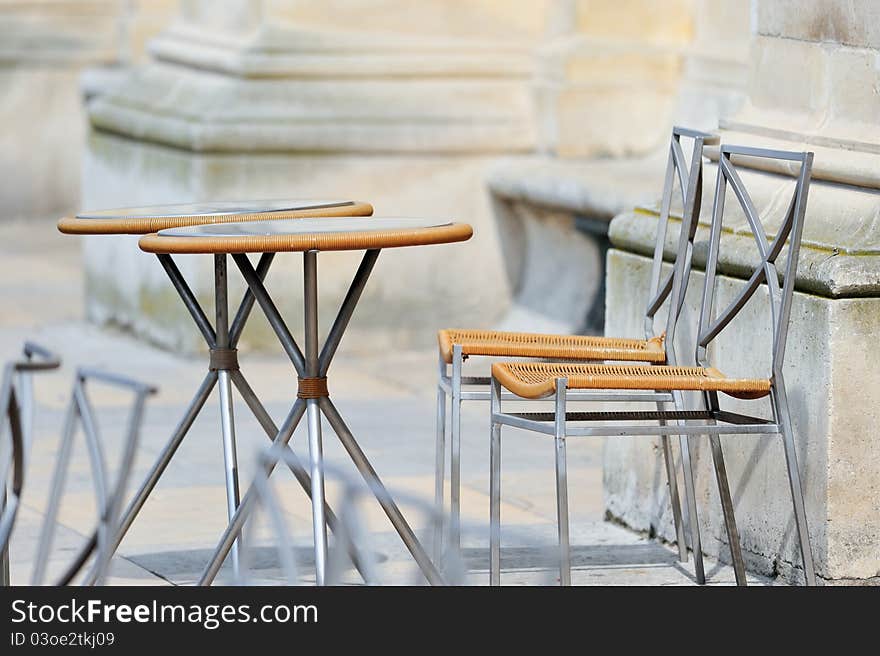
[0,0,749,352]
[2,1,878,584]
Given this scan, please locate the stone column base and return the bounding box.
[603,248,880,585]
[82,132,511,353]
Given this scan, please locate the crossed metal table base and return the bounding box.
[198,249,441,585]
[66,252,356,584]
[71,248,440,585]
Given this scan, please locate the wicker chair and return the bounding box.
[490,145,816,586]
[435,127,718,581]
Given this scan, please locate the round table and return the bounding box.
[140,217,473,585]
[58,199,373,234]
[57,200,373,584]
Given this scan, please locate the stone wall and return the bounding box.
[487,0,749,335]
[603,0,880,584]
[0,1,174,221]
[80,0,553,351]
[267,0,553,40]
[10,0,750,349]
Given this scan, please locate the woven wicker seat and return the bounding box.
[487,145,817,588]
[492,361,771,401]
[434,128,722,584]
[437,329,666,365]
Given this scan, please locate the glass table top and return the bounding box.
[158,217,453,238]
[76,200,357,220]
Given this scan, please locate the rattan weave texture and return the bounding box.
[438,329,666,364]
[492,361,771,400]
[139,223,473,254]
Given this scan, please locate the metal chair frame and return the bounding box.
[31,368,156,586]
[237,447,465,586]
[0,343,61,585]
[435,127,718,582]
[490,144,816,586]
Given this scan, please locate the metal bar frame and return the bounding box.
[31,369,156,586]
[691,145,815,586]
[487,378,774,585]
[1,344,61,586]
[214,254,243,578]
[0,368,25,585]
[198,399,307,586]
[489,143,817,587]
[437,127,718,579]
[67,251,363,585]
[553,379,571,585]
[491,407,779,439]
[197,249,443,586]
[247,449,452,585]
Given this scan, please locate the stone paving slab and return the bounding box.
[9,506,165,586]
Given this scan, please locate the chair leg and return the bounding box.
[773,387,817,586]
[678,432,706,585]
[433,374,447,563]
[554,379,571,586]
[707,432,747,585]
[658,405,687,562]
[450,344,463,554]
[489,377,502,586]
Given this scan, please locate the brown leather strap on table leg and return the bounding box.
[298,377,329,399]
[209,348,240,371]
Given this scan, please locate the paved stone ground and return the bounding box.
[1,218,772,586]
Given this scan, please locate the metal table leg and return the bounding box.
[303,251,328,584]
[67,252,353,585]
[199,400,307,585]
[216,249,444,585]
[214,254,243,577]
[320,398,443,585]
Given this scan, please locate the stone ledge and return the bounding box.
[87,17,539,155]
[487,154,664,219]
[485,153,667,335]
[715,35,880,191]
[710,128,880,190]
[0,0,120,66]
[87,63,536,153]
[149,23,535,78]
[610,154,880,299]
[610,209,880,300]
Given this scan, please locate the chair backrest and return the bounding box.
[694,145,813,377]
[644,127,717,348]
